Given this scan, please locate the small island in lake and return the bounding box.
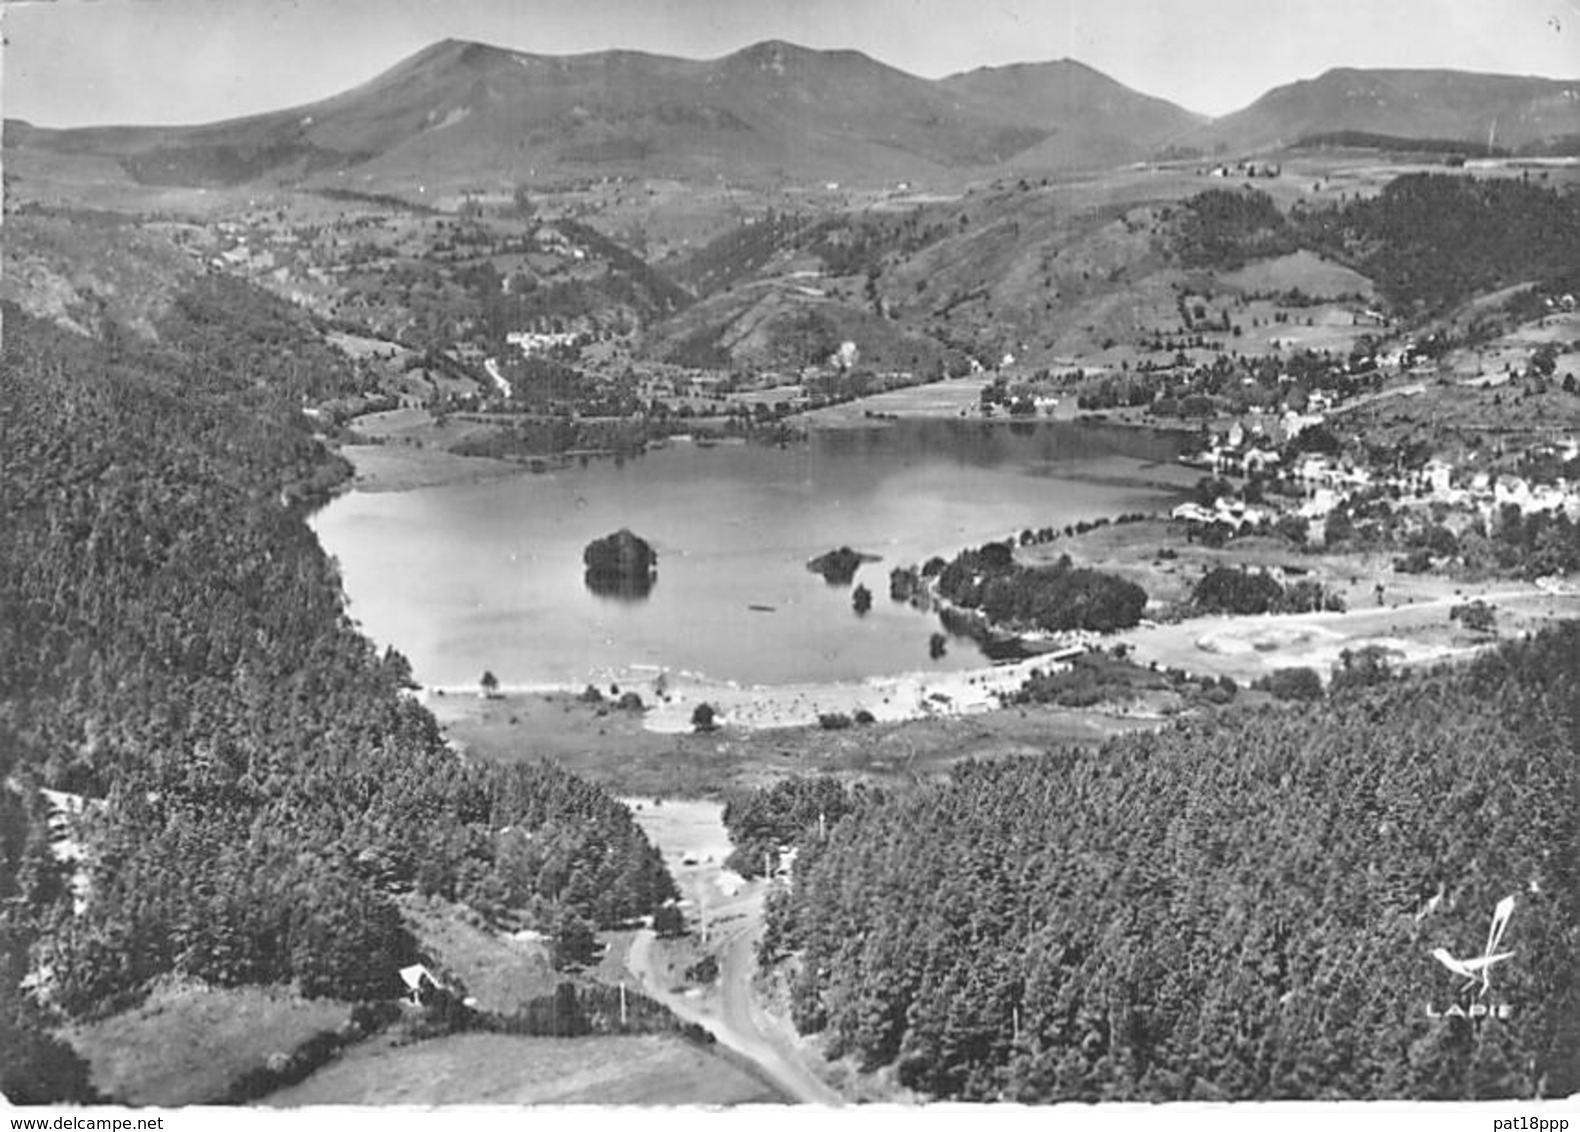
[807,545,882,586]
[584,528,658,599]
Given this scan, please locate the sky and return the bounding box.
[4,0,1578,128]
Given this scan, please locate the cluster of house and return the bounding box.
[1414,459,1580,517]
[1180,418,1290,476]
[1203,160,1282,179]
[532,227,587,262]
[1172,382,1580,533]
[1171,498,1273,529]
[1285,450,1580,519]
[1181,430,1580,531]
[505,329,582,356]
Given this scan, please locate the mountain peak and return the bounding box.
[721,39,879,71]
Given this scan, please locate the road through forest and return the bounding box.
[623,799,843,1105]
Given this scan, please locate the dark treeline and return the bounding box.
[1172,189,1299,270]
[1292,132,1511,158]
[1295,173,1580,315]
[1189,566,1345,616]
[0,299,675,1100]
[1172,176,1580,318]
[721,777,876,879]
[763,626,1580,1100]
[1489,505,1580,580]
[935,542,1149,633]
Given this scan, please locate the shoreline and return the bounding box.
[338,405,1580,741]
[422,653,1072,735]
[331,398,1199,496]
[420,582,1580,739]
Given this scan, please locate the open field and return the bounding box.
[263,1031,782,1105]
[1117,587,1580,686]
[336,407,533,491]
[432,684,1137,798]
[1022,514,1580,681]
[623,798,736,874]
[795,374,994,426]
[335,439,526,493]
[63,982,350,1106]
[1440,309,1580,384]
[1216,250,1377,299]
[398,896,560,1013]
[1035,519,1523,614]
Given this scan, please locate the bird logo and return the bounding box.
[1431,895,1515,998]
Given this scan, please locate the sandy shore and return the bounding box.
[422,582,1580,742]
[424,654,1065,735]
[642,655,1060,733]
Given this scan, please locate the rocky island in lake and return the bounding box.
[806,546,881,586]
[584,528,658,599]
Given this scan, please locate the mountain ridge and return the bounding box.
[7,41,1579,190]
[1191,65,1580,154]
[0,38,1202,188]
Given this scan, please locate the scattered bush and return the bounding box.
[1254,666,1325,702]
[684,955,720,984]
[652,903,686,938]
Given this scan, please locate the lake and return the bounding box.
[310,419,1188,689]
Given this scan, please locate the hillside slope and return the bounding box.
[0,295,679,1102]
[941,59,1206,168]
[1196,68,1580,154]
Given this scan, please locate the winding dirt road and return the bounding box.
[626,889,842,1105]
[623,799,842,1105]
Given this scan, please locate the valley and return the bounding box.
[3,20,1580,1112]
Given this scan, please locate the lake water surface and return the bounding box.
[311,420,1187,688]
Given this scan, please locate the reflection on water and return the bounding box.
[584,570,657,601]
[312,420,1186,688]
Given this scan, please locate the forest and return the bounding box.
[1171,175,1580,319]
[934,542,1149,633]
[1294,173,1580,315]
[1189,566,1346,616]
[720,776,875,879]
[1171,188,1299,270]
[760,627,1580,1101]
[0,296,676,1102]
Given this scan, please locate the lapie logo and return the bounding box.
[1425,895,1517,1020]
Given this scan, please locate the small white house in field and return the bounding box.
[1422,459,1454,495]
[398,963,439,1004]
[1171,502,1218,524]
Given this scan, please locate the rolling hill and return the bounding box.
[1194,67,1580,155]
